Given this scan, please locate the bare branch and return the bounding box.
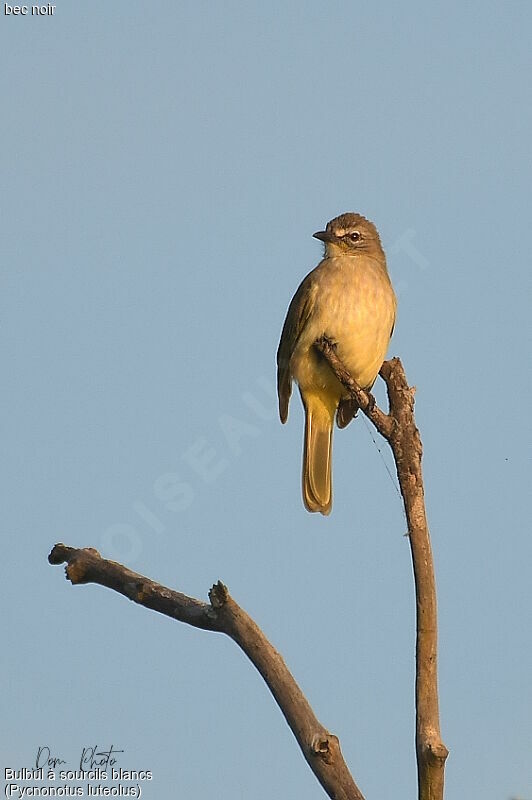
[49,349,447,800]
[314,344,449,800]
[48,543,364,800]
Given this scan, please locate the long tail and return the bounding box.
[302,396,335,515]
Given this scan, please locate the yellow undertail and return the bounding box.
[302,396,335,515]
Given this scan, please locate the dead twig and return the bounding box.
[48,543,365,800]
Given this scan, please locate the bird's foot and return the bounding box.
[316,335,338,351]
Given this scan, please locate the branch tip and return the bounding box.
[209,580,229,608]
[48,543,69,564]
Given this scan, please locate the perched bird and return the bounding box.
[277,213,396,515]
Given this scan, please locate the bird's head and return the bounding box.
[313,213,385,260]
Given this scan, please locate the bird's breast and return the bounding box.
[291,256,396,395]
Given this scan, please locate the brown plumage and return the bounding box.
[277,213,396,515]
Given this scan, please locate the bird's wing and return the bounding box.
[276,274,316,423]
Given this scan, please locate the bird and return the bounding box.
[277,212,397,515]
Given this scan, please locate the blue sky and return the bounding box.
[1,2,531,798]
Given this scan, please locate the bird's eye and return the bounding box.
[348,231,361,242]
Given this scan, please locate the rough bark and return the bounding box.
[49,347,448,799]
[316,339,449,800]
[48,543,365,800]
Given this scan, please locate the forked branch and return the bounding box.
[48,543,364,800]
[49,347,447,800]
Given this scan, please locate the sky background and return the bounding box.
[1,2,531,798]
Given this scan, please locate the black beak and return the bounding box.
[313,230,337,244]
